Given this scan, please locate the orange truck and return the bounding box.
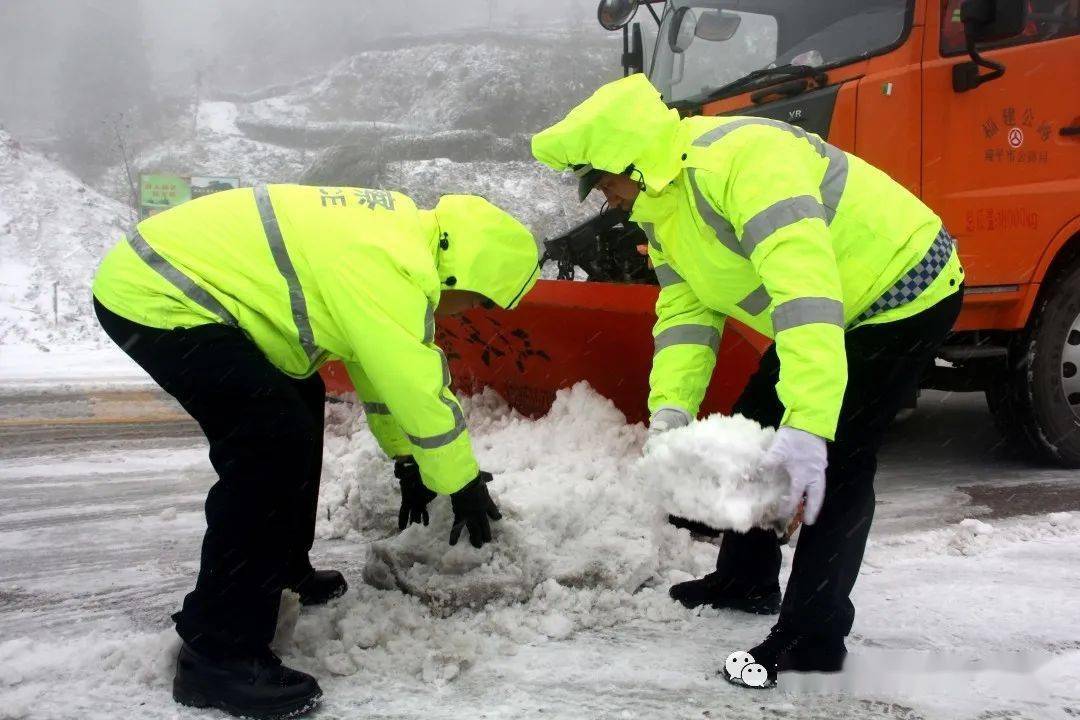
[326,0,1080,465]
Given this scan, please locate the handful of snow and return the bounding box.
[638,413,789,533]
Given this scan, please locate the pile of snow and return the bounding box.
[945,512,1080,557]
[305,383,713,678]
[0,131,127,346]
[872,510,1080,559]
[0,631,179,719]
[948,517,996,555]
[639,414,788,533]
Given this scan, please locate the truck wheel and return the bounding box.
[987,261,1080,467]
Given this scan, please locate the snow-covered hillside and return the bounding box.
[0,132,128,346]
[6,29,620,347]
[114,30,616,239]
[297,31,616,240]
[242,32,616,139]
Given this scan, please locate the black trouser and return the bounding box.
[93,298,325,656]
[716,288,963,639]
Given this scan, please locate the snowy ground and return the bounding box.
[0,344,148,391]
[1,383,1078,720]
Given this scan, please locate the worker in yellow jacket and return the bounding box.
[533,75,963,689]
[92,185,539,718]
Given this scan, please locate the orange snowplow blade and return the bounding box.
[321,280,769,423]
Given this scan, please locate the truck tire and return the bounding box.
[987,261,1080,467]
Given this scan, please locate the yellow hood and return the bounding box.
[429,195,540,310]
[531,74,684,195]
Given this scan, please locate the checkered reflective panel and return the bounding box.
[853,227,955,326]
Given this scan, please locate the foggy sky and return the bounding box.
[0,0,605,144]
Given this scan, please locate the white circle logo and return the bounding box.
[1008,127,1024,148]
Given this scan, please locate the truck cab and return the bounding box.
[599,0,1080,464]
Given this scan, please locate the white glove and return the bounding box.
[648,407,692,435]
[760,426,828,525]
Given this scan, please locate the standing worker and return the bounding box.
[532,75,963,689]
[92,185,539,718]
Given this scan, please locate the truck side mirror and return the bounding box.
[598,0,639,31]
[668,7,697,53]
[953,0,1027,92]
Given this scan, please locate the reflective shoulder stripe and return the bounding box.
[640,222,662,253]
[127,230,239,327]
[654,324,721,356]
[772,297,845,333]
[742,196,826,255]
[254,185,319,361]
[406,395,467,450]
[654,263,685,288]
[692,118,767,148]
[363,401,390,415]
[687,168,744,258]
[692,117,828,157]
[691,119,849,226]
[736,284,772,316]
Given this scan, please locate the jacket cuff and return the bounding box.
[780,408,838,442]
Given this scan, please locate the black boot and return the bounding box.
[288,569,348,606]
[721,628,848,689]
[172,644,322,719]
[669,571,781,614]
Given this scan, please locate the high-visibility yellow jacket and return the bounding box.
[533,74,963,440]
[93,185,539,493]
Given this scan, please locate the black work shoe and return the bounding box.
[288,569,348,606]
[172,644,322,719]
[668,571,781,614]
[721,629,848,689]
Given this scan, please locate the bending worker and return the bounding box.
[532,74,963,689]
[91,185,539,718]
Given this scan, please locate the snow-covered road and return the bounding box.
[1,388,1078,719]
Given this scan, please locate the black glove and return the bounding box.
[394,458,436,531]
[449,471,502,548]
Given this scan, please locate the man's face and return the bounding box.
[595,172,641,211]
[436,289,495,317]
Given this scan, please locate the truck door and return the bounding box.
[921,0,1080,291]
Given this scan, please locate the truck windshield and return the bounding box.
[649,0,911,105]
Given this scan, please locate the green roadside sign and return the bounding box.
[138,174,239,219]
[140,174,191,209]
